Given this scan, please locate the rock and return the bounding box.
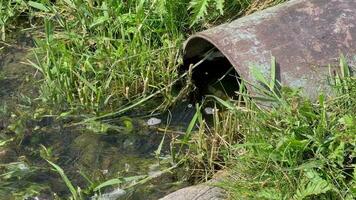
[71,133,104,167]
[160,171,228,200]
[159,183,226,200]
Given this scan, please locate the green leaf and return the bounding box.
[94,175,145,191]
[328,141,345,166]
[0,138,13,147]
[340,54,350,78]
[28,1,49,12]
[185,104,201,135]
[137,0,146,13]
[270,56,276,91]
[155,134,166,158]
[294,170,333,199]
[58,110,73,118]
[121,116,133,133]
[215,0,225,15]
[256,188,282,199]
[94,178,123,191]
[46,160,79,200]
[44,19,54,44]
[73,71,97,93]
[156,0,167,15]
[251,65,270,89]
[291,160,324,171]
[89,16,109,29]
[189,0,210,26]
[63,0,76,9]
[207,95,235,111]
[338,115,354,128]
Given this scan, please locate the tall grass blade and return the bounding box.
[28,1,49,12]
[270,56,276,91]
[46,160,79,200]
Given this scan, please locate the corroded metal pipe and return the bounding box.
[184,0,356,100]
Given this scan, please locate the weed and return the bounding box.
[0,0,20,41]
[2,0,282,114]
[28,0,189,112]
[8,1,352,200]
[222,80,355,199]
[47,160,80,200]
[174,56,355,199]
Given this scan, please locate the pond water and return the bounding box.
[0,34,196,199]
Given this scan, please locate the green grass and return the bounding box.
[174,57,356,199]
[1,0,278,114]
[0,0,21,41]
[222,80,356,199]
[29,0,189,112]
[5,1,355,200]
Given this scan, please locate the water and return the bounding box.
[0,34,195,199]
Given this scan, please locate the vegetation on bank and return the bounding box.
[176,57,355,199]
[1,0,355,199]
[1,0,285,113]
[223,78,356,199]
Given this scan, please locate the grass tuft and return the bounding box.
[174,57,355,199]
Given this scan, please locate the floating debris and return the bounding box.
[146,117,162,126]
[204,107,215,115]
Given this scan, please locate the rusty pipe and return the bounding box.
[183,0,356,100]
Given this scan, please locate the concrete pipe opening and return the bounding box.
[182,0,356,101]
[182,37,241,100]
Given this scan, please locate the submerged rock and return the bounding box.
[71,133,104,168]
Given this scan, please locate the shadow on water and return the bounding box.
[0,34,194,199]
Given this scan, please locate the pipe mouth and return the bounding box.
[182,36,241,101]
